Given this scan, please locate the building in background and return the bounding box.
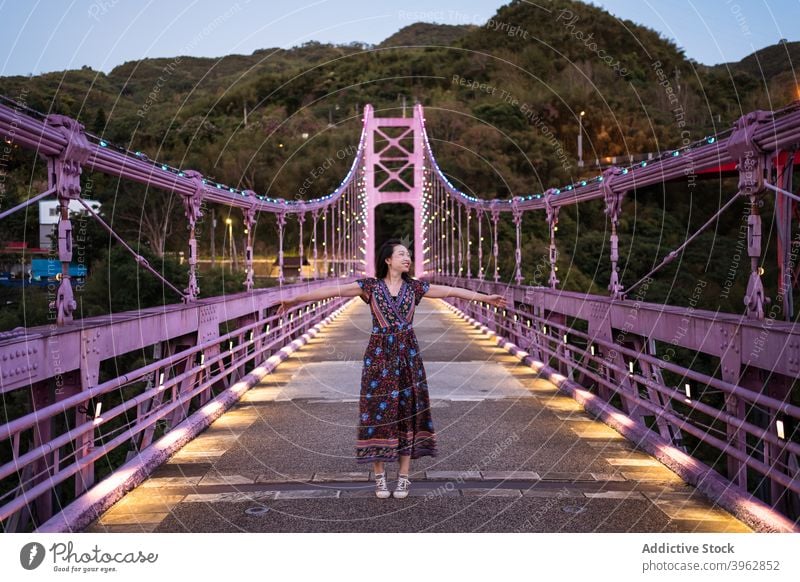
[38,199,101,248]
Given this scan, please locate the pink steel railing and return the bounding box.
[0,287,348,531]
[0,96,368,531]
[418,102,800,530]
[437,281,799,530]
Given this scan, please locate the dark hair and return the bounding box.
[375,238,414,282]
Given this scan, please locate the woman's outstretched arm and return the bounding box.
[423,283,507,307]
[276,282,363,315]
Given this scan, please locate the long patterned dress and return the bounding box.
[354,276,438,464]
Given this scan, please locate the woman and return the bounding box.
[276,238,507,499]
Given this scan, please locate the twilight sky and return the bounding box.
[0,0,798,76]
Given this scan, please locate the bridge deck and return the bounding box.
[84,299,751,533]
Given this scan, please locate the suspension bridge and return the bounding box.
[0,97,798,533]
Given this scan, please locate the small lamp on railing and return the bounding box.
[684,383,692,403]
[776,418,786,440]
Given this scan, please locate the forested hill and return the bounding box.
[0,0,795,320]
[0,0,792,198]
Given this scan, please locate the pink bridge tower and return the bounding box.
[362,104,427,277]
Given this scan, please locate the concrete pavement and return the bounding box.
[85,298,751,533]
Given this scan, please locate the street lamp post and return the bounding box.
[210,207,216,268]
[225,218,239,273]
[578,110,585,168]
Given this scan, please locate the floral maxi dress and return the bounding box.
[354,276,438,464]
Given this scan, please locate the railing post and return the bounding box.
[31,380,56,522]
[44,114,92,325]
[75,325,103,495]
[182,170,205,301]
[544,188,560,288]
[718,326,748,489]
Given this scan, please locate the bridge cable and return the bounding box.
[623,190,743,298]
[76,199,187,300]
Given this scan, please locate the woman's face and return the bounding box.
[385,245,412,273]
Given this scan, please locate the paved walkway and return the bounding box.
[85,298,751,533]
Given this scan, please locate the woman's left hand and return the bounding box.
[486,294,507,308]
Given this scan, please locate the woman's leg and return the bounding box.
[393,454,412,499]
[373,460,390,498]
[398,454,410,476]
